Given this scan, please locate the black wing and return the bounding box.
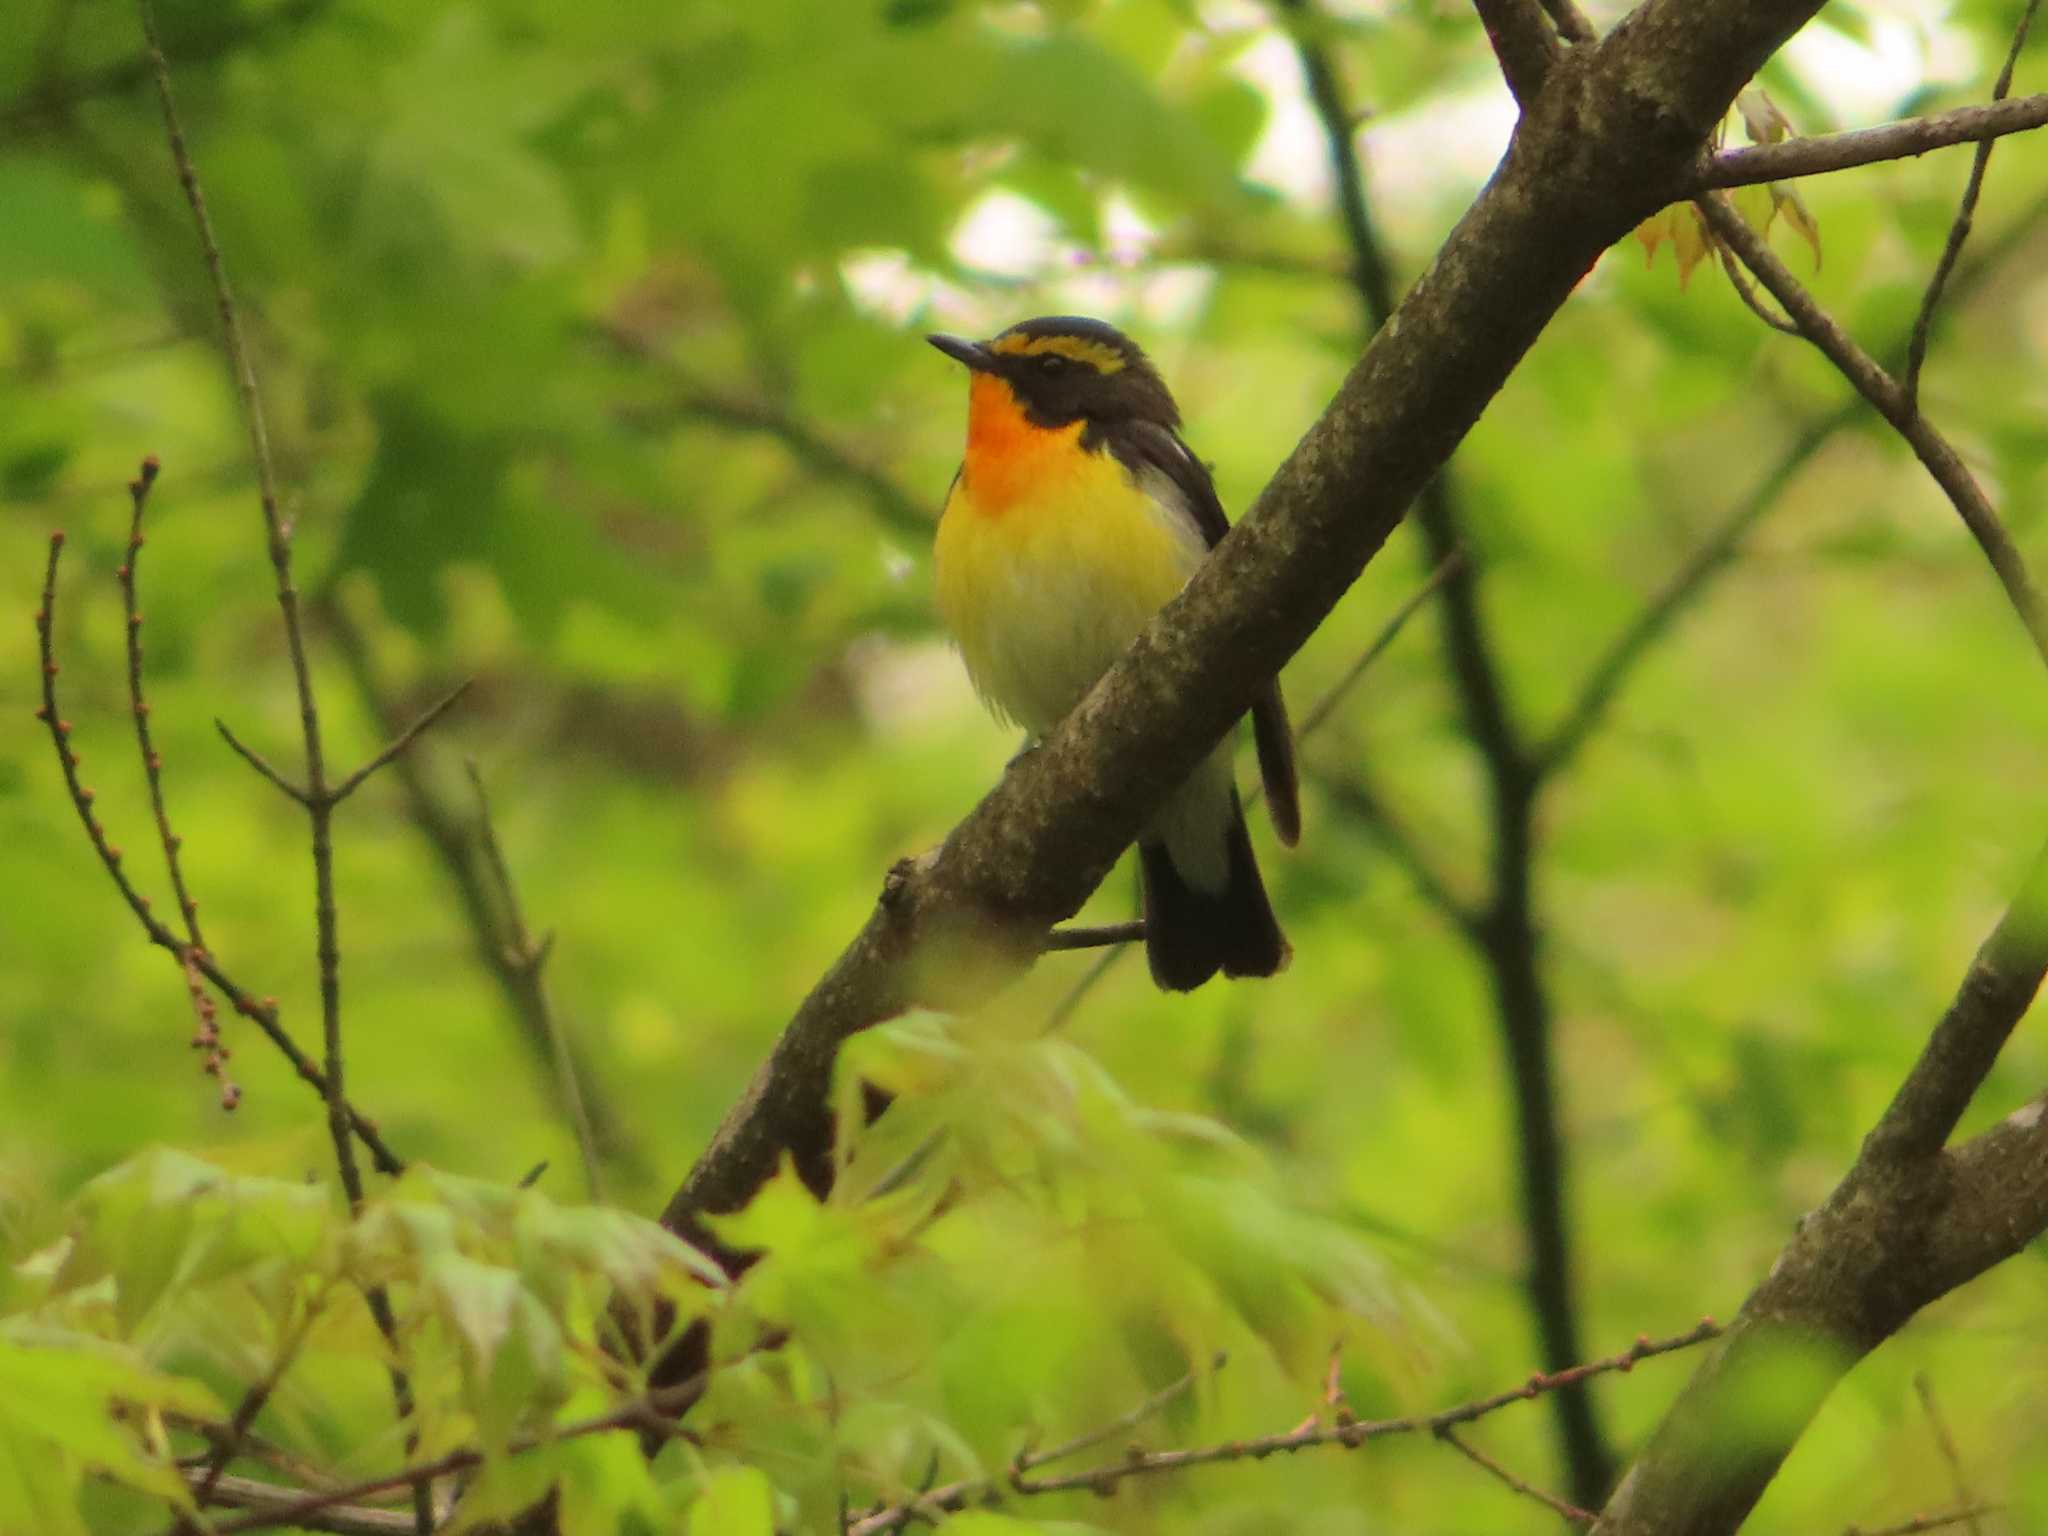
[1111,421,1301,848]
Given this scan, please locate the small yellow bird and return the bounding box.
[928,316,1299,990]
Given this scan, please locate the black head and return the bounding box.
[927,315,1180,431]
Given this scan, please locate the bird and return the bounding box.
[927,315,1299,991]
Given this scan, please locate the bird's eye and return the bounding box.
[1038,354,1071,373]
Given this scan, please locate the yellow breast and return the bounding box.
[934,378,1206,735]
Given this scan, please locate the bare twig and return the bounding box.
[34,532,401,1170]
[1538,412,1845,774]
[1903,4,2042,405]
[1024,1352,1223,1471]
[1700,193,2048,674]
[192,1302,322,1508]
[116,457,241,1108]
[1041,920,1146,952]
[317,596,646,1179]
[187,1472,414,1536]
[1315,770,1480,930]
[1042,945,1128,1034]
[466,759,605,1203]
[197,1369,710,1536]
[847,1324,1718,1533]
[1912,1375,1984,1536]
[1711,233,1802,335]
[139,5,422,1525]
[327,681,473,807]
[1595,842,2048,1536]
[1844,1507,2003,1536]
[599,320,928,542]
[0,0,333,140]
[1697,93,2048,192]
[1437,1426,1595,1524]
[1546,181,2048,775]
[1296,548,1467,740]
[119,457,204,950]
[214,718,309,804]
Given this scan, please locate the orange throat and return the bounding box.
[959,372,1089,517]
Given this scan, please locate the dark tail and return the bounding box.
[1140,791,1289,991]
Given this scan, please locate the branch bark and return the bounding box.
[657,0,1841,1269]
[1594,843,2048,1536]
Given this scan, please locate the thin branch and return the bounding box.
[1912,1374,1984,1536]
[1699,93,2048,192]
[1296,548,1467,740]
[1437,1426,1595,1524]
[192,1302,321,1508]
[848,1324,1718,1533]
[1315,770,1481,932]
[1711,233,1802,335]
[1281,0,1603,1502]
[327,681,474,807]
[599,321,929,543]
[34,532,400,1170]
[1700,193,2048,674]
[1904,5,2042,404]
[197,1369,710,1536]
[1595,842,2048,1536]
[1845,1506,2003,1536]
[214,719,309,804]
[1023,1352,1223,1471]
[1545,180,2048,776]
[466,759,605,1204]
[0,0,332,140]
[1041,944,1129,1034]
[318,596,646,1180]
[119,456,205,951]
[1537,411,1845,774]
[187,1473,414,1536]
[1470,0,1565,107]
[139,6,421,1527]
[1041,920,1146,952]
[116,457,240,1108]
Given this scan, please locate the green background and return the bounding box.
[3,0,2046,1529]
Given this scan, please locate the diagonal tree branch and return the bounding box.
[1697,93,2048,191]
[1697,195,2048,672]
[1595,842,2048,1536]
[655,0,1840,1381]
[1904,2,2042,404]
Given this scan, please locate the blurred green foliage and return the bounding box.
[3,0,2048,1530]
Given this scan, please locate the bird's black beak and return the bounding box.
[927,332,995,371]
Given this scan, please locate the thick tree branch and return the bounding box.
[1698,93,2048,192]
[1594,842,2048,1536]
[658,0,1838,1316]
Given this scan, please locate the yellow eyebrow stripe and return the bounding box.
[988,332,1127,374]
